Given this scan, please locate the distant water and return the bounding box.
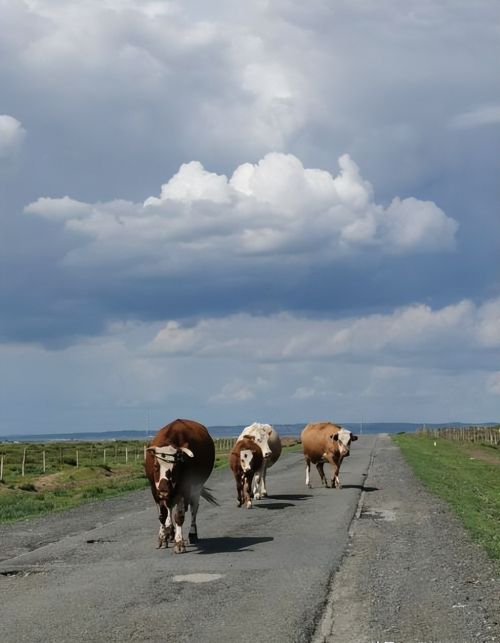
[0,422,442,442]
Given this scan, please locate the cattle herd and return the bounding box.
[145,418,358,553]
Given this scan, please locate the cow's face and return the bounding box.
[333,429,358,457]
[239,449,254,472]
[147,445,194,503]
[252,430,272,459]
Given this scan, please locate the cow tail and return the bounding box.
[200,486,219,506]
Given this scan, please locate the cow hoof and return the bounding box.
[246,501,252,509]
[174,540,186,554]
[254,493,261,500]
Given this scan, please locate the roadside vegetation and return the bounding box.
[393,433,500,560]
[0,438,301,523]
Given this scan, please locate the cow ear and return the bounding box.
[351,435,358,441]
[180,447,194,458]
[332,433,339,441]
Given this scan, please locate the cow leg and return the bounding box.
[330,455,343,488]
[244,473,253,508]
[173,501,186,554]
[164,507,175,542]
[316,462,328,487]
[332,463,341,489]
[253,467,262,500]
[305,456,311,488]
[236,475,243,507]
[188,485,202,544]
[157,504,169,548]
[259,459,269,497]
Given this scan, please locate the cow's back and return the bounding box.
[301,422,342,461]
[267,428,282,466]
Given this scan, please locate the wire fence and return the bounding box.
[417,425,500,447]
[0,438,237,482]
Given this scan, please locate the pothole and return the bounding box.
[172,573,224,584]
[359,508,396,521]
[0,569,44,577]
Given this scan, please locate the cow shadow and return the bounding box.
[266,494,313,501]
[255,501,294,510]
[341,485,379,492]
[195,536,273,555]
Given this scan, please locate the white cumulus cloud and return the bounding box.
[24,153,458,276]
[149,297,500,368]
[0,115,26,161]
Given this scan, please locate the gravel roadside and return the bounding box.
[315,434,500,643]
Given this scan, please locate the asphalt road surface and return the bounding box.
[2,435,499,643]
[0,436,375,643]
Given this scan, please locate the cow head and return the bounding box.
[239,449,254,472]
[333,429,358,457]
[248,429,272,459]
[147,445,194,503]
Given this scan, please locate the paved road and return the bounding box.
[0,436,376,643]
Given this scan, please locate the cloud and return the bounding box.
[0,114,26,161]
[449,105,500,130]
[24,152,458,275]
[487,372,500,396]
[149,297,500,370]
[25,195,92,220]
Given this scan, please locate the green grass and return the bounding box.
[393,434,500,560]
[0,437,303,524]
[0,464,149,523]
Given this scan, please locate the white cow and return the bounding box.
[237,422,282,499]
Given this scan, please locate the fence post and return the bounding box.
[43,451,46,473]
[76,450,79,468]
[103,448,106,464]
[21,447,26,477]
[90,444,93,467]
[0,454,3,481]
[125,447,128,464]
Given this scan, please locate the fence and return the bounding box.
[417,426,500,446]
[0,438,237,483]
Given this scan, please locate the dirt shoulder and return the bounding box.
[315,434,500,643]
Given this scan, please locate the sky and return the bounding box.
[1,0,499,435]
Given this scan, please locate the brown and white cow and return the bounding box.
[229,437,264,509]
[236,422,282,499]
[144,418,216,553]
[301,422,358,489]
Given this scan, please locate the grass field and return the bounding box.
[0,438,301,524]
[393,433,500,560]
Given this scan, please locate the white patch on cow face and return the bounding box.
[240,449,253,472]
[337,429,352,456]
[254,432,271,458]
[153,445,178,492]
[239,423,273,458]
